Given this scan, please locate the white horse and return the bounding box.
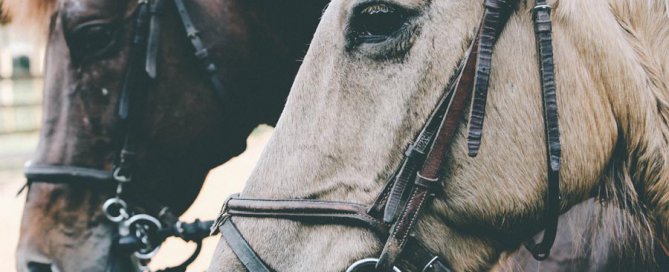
[209,0,669,271]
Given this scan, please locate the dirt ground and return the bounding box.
[0,128,273,272]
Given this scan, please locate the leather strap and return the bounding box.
[466,0,514,157]
[214,197,389,236]
[118,0,151,121]
[115,0,152,182]
[145,0,166,79]
[381,85,457,224]
[221,219,273,272]
[173,0,228,103]
[24,163,114,184]
[523,0,561,260]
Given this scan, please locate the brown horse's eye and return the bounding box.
[68,23,118,61]
[350,3,410,43]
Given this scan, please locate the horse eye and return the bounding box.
[68,23,118,60]
[350,3,409,43]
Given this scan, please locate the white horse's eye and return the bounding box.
[350,3,409,43]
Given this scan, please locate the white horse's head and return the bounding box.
[209,0,669,271]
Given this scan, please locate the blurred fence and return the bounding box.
[0,78,42,135]
[1,23,44,79]
[0,23,44,135]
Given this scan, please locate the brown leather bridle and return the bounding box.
[212,0,560,271]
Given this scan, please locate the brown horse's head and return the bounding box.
[208,0,669,271]
[6,0,326,271]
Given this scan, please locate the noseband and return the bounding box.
[23,0,226,270]
[212,0,560,271]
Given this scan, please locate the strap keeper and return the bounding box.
[484,0,513,10]
[404,143,426,160]
[195,48,210,60]
[532,4,552,20]
[414,173,440,192]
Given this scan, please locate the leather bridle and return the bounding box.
[211,0,560,271]
[23,0,226,270]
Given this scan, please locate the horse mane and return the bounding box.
[1,0,57,27]
[587,0,669,268]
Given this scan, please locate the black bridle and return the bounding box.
[211,0,560,271]
[23,0,226,270]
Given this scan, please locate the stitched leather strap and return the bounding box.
[381,81,458,224]
[466,0,514,157]
[221,219,273,272]
[215,197,389,236]
[523,0,561,260]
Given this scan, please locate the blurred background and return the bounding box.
[0,20,272,271]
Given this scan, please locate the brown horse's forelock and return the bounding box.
[1,0,57,27]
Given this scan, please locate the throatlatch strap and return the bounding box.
[221,219,272,272]
[523,0,561,260]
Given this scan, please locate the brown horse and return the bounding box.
[3,0,327,271]
[0,2,8,24]
[207,0,669,271]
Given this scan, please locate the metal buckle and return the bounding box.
[113,167,132,183]
[210,193,238,235]
[346,258,401,272]
[532,4,552,17]
[124,214,163,260]
[533,4,552,12]
[103,198,129,223]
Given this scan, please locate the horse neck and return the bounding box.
[190,0,327,127]
[576,0,669,253]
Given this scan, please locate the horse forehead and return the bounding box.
[59,0,126,21]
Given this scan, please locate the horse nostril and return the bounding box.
[27,262,53,272]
